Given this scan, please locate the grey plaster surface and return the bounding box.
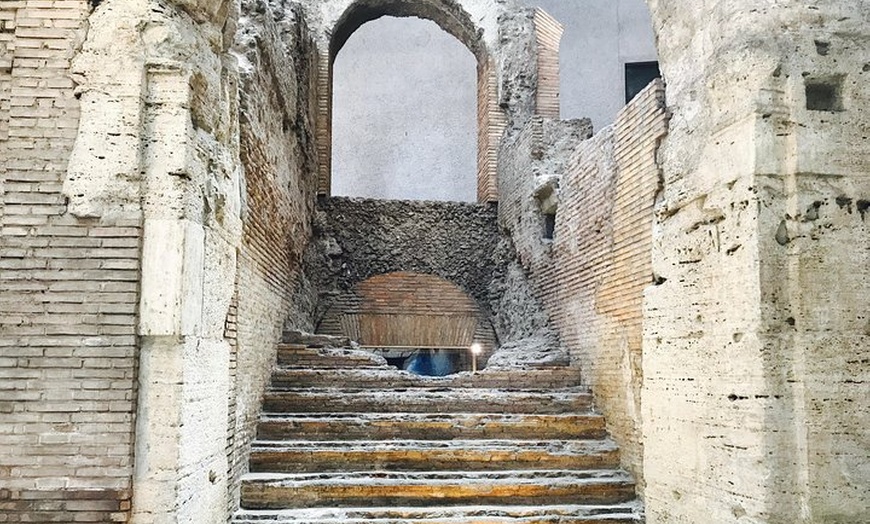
[331,16,478,202]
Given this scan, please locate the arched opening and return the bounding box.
[331,16,477,201]
[316,0,506,203]
[316,271,497,375]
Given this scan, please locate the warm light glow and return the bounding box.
[470,343,483,355]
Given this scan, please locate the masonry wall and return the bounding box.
[548,82,667,487]
[227,3,319,514]
[497,81,667,487]
[308,197,553,357]
[642,1,870,522]
[0,1,136,522]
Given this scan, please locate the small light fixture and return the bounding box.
[470,343,483,373]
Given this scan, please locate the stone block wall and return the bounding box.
[642,1,869,522]
[0,1,137,522]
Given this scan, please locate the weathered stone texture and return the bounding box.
[3,0,868,522]
[496,81,668,488]
[55,0,244,522]
[227,1,320,517]
[643,1,869,522]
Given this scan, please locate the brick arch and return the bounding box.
[316,0,508,203]
[317,271,498,352]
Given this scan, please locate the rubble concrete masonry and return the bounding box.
[308,197,562,361]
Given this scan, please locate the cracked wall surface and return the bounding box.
[643,1,869,522]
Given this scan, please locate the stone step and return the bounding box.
[233,503,644,523]
[269,368,582,390]
[256,413,607,441]
[277,345,389,369]
[240,470,636,510]
[261,388,594,415]
[248,439,620,473]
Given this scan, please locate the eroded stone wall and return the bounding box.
[643,1,870,522]
[34,0,242,521]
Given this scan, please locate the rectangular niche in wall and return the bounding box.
[625,61,661,104]
[805,75,846,112]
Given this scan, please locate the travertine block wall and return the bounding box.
[0,1,136,522]
[643,1,869,522]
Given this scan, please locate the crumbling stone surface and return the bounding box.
[643,2,870,523]
[282,330,354,348]
[308,197,559,352]
[4,0,868,522]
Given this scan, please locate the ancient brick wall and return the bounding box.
[0,1,137,522]
[227,5,319,515]
[548,82,667,487]
[497,80,667,487]
[318,271,498,361]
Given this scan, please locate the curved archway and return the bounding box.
[331,16,478,201]
[316,271,497,371]
[316,0,506,203]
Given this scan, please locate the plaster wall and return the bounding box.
[331,17,478,202]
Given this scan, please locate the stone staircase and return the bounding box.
[233,336,644,523]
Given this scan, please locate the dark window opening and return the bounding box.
[806,76,845,112]
[625,61,661,104]
[543,213,556,241]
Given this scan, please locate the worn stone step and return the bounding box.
[240,470,636,510]
[233,503,644,523]
[269,368,581,390]
[248,439,620,473]
[277,345,389,369]
[262,388,594,415]
[256,413,607,441]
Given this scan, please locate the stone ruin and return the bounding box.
[0,0,867,523]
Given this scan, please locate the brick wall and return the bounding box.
[498,81,667,486]
[0,1,138,522]
[547,81,667,486]
[476,57,506,203]
[533,9,562,119]
[317,271,497,357]
[227,7,319,515]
